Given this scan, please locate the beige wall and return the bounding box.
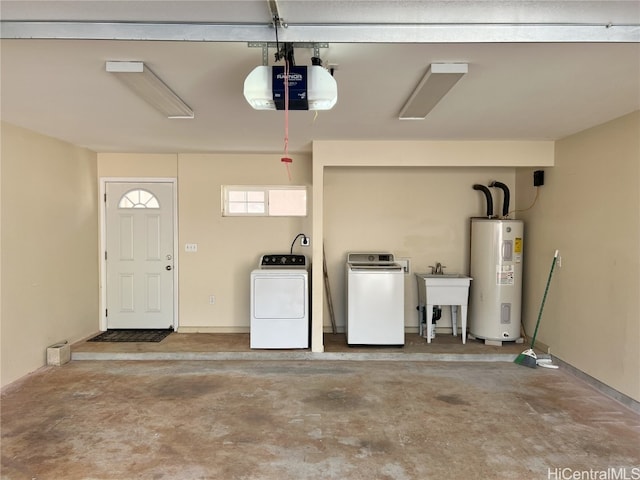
[516,111,640,402]
[1,122,99,387]
[97,153,178,178]
[314,141,555,167]
[324,166,516,332]
[97,144,553,341]
[312,140,555,351]
[97,152,312,333]
[5,118,638,403]
[177,154,312,331]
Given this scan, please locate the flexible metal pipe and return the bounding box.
[490,181,510,217]
[473,184,494,218]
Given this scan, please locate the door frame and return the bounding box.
[99,177,179,331]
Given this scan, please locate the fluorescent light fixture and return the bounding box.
[106,61,194,119]
[399,63,468,120]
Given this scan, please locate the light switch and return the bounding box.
[185,243,198,252]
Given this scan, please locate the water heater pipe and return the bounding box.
[490,181,510,218]
[473,184,494,218]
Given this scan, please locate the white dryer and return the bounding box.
[250,254,309,349]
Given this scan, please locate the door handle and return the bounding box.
[166,265,172,271]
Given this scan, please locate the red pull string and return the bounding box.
[281,59,292,181]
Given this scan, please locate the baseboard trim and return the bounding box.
[552,355,640,414]
[532,338,639,413]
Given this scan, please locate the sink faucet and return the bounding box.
[428,262,446,275]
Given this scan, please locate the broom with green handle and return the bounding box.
[514,250,559,368]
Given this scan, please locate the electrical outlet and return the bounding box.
[185,243,198,253]
[209,295,216,305]
[397,258,410,274]
[301,236,310,247]
[557,255,562,268]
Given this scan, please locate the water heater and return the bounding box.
[469,218,523,341]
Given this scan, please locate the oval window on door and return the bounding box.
[118,189,160,209]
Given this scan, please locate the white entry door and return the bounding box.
[105,182,175,329]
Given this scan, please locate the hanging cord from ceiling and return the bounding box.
[276,42,295,181]
[282,55,292,181]
[310,56,323,124]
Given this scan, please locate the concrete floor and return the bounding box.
[2,332,640,480]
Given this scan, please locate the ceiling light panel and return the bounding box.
[106,61,194,119]
[399,63,468,120]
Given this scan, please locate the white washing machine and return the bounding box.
[346,252,405,346]
[250,254,309,349]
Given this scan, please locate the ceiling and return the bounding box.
[1,1,639,154]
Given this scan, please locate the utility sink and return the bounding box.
[418,273,473,286]
[415,273,472,301]
[415,273,472,344]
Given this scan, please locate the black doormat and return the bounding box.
[88,328,173,343]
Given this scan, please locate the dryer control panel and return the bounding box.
[260,254,307,268]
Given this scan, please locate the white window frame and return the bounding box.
[118,188,160,209]
[222,185,307,217]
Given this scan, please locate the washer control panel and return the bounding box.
[260,254,307,268]
[347,252,395,265]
